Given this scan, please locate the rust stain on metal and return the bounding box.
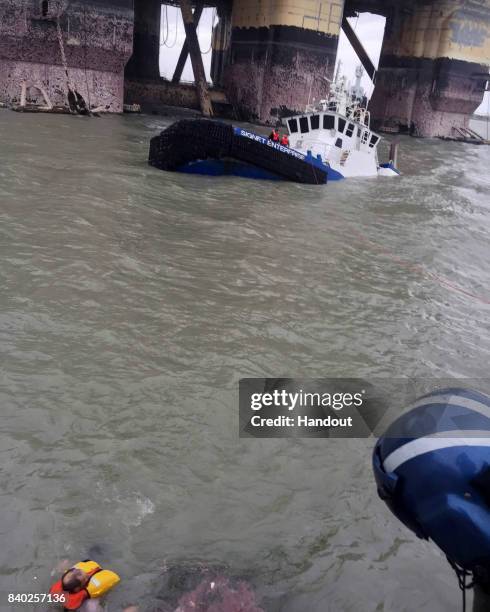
[0,0,133,111]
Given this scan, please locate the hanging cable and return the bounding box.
[447,558,474,612]
[353,12,359,33]
[160,3,169,46]
[201,7,217,55]
[83,5,92,111]
[162,4,179,49]
[486,83,489,141]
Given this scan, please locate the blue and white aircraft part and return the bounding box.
[373,387,490,570]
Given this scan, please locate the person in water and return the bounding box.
[50,559,134,612]
[57,566,101,612]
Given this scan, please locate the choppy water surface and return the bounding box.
[0,110,489,611]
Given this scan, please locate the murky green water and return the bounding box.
[0,110,489,611]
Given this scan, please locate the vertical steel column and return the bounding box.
[369,0,490,138]
[224,0,345,123]
[210,4,231,87]
[125,0,161,80]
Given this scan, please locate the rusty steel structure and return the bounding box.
[0,0,489,137]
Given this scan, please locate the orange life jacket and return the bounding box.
[280,135,289,146]
[50,562,102,610]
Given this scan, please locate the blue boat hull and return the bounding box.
[177,159,283,181]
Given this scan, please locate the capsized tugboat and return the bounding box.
[283,70,400,179]
[149,119,330,185]
[148,70,399,184]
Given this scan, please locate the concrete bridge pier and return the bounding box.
[369,1,490,138]
[223,0,345,124]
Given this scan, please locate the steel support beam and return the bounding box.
[172,2,204,83]
[178,0,213,116]
[341,15,376,81]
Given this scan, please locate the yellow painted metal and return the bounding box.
[384,1,490,64]
[231,0,344,36]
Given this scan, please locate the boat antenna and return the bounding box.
[365,66,376,112]
[307,76,313,108]
[486,78,489,141]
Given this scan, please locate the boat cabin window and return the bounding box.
[361,130,369,144]
[338,118,346,133]
[328,101,337,112]
[323,114,335,130]
[288,118,298,133]
[335,138,342,148]
[310,114,320,130]
[369,134,379,148]
[345,123,354,137]
[299,117,309,133]
[357,128,362,137]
